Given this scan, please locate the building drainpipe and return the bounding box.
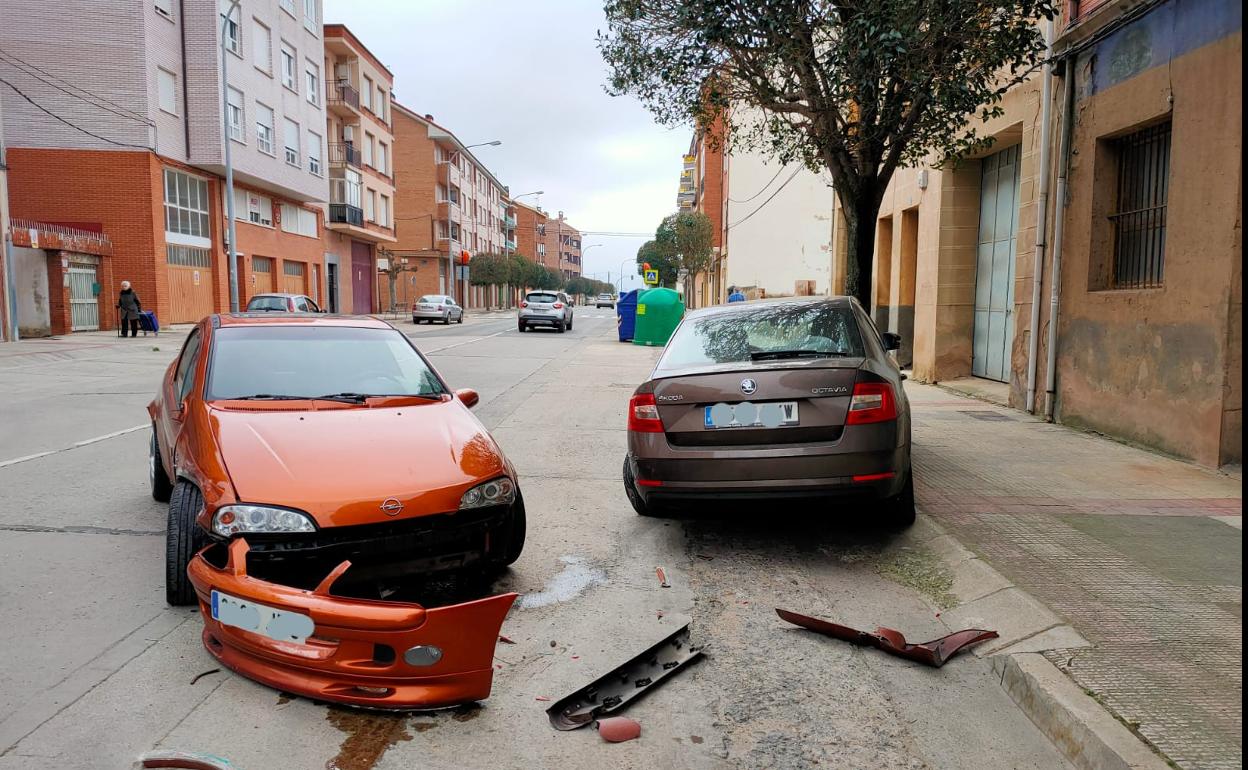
[1,127,18,342]
[1025,18,1056,413]
[1044,59,1077,420]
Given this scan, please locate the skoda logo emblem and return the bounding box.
[740,378,758,395]
[380,497,404,516]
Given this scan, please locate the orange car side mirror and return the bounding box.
[455,388,479,409]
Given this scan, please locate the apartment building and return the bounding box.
[544,212,582,279]
[0,0,330,330]
[513,201,550,268]
[391,103,507,309]
[844,0,1240,467]
[320,23,396,314]
[676,119,729,308]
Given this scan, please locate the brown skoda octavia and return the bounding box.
[624,297,914,526]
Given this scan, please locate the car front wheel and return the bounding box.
[166,480,209,606]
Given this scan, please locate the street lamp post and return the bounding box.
[221,0,241,313]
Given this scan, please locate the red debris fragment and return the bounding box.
[656,610,665,619]
[498,634,517,644]
[535,696,551,702]
[571,655,580,660]
[776,608,998,667]
[656,567,670,588]
[596,716,642,743]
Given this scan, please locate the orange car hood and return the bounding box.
[209,400,507,526]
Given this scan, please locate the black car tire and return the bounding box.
[622,457,656,516]
[518,322,526,332]
[443,315,451,325]
[884,471,916,528]
[457,315,464,324]
[166,480,209,606]
[567,318,573,331]
[496,493,527,567]
[556,321,566,333]
[150,427,173,503]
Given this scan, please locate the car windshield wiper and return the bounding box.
[317,392,446,403]
[749,349,851,361]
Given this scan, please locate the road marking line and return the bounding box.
[425,328,512,354]
[0,423,148,469]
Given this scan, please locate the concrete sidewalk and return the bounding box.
[907,382,1242,770]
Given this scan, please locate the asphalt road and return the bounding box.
[0,311,1071,769]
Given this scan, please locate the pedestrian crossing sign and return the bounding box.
[643,269,659,286]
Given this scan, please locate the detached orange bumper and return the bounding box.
[187,538,517,710]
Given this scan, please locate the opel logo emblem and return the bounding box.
[380,497,404,516]
[740,378,758,395]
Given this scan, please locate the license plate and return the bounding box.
[704,401,799,429]
[211,589,315,644]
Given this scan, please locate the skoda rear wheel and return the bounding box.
[150,427,173,503]
[884,471,916,529]
[623,457,655,516]
[166,480,208,606]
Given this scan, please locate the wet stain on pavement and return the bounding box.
[451,704,481,722]
[325,707,412,770]
[515,555,607,609]
[276,692,294,706]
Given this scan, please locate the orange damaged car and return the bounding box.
[147,313,524,708]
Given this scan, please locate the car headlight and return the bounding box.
[459,477,516,510]
[212,505,317,537]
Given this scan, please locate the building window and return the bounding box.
[304,60,320,105]
[379,195,390,227]
[235,188,273,226]
[279,0,295,16]
[252,20,271,73]
[163,169,210,243]
[255,103,275,155]
[364,188,376,221]
[166,244,211,267]
[283,118,300,166]
[154,0,173,19]
[226,87,245,142]
[376,87,387,121]
[376,142,388,175]
[280,203,318,237]
[221,8,241,55]
[284,260,306,277]
[307,130,322,176]
[450,222,460,241]
[361,75,373,111]
[157,68,177,115]
[1107,122,1171,289]
[280,42,297,91]
[302,0,318,33]
[362,131,374,167]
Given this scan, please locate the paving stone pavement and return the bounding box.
[907,382,1242,770]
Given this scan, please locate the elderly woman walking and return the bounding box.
[116,281,142,338]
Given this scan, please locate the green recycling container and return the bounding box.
[632,288,685,347]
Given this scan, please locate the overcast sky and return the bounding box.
[324,0,690,290]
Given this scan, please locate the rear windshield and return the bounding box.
[657,303,866,369]
[417,296,444,304]
[207,326,446,400]
[247,296,287,311]
[526,293,558,304]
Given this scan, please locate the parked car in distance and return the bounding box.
[623,296,914,526]
[412,295,464,325]
[148,313,526,608]
[595,293,616,309]
[518,290,574,333]
[246,293,321,313]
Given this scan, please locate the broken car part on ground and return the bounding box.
[776,608,997,667]
[546,620,704,730]
[188,537,517,709]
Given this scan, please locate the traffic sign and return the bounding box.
[643,269,659,286]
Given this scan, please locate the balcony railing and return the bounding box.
[328,203,364,227]
[328,80,360,112]
[328,143,361,169]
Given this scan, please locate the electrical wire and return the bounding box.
[0,48,153,126]
[0,77,153,150]
[728,168,803,230]
[727,165,786,203]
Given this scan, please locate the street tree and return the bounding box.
[636,211,715,288]
[600,0,1054,305]
[636,238,677,287]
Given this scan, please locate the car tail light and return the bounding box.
[437,304,445,311]
[846,381,897,425]
[521,301,529,308]
[553,302,564,309]
[628,393,664,432]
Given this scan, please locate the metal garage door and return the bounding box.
[972,145,1020,382]
[67,261,99,331]
[166,245,214,323]
[282,260,307,295]
[252,257,276,294]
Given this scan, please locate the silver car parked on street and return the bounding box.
[412,295,464,324]
[518,291,573,333]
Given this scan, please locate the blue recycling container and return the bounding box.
[616,289,639,342]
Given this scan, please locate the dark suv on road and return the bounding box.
[623,296,914,525]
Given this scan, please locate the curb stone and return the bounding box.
[896,514,1169,770]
